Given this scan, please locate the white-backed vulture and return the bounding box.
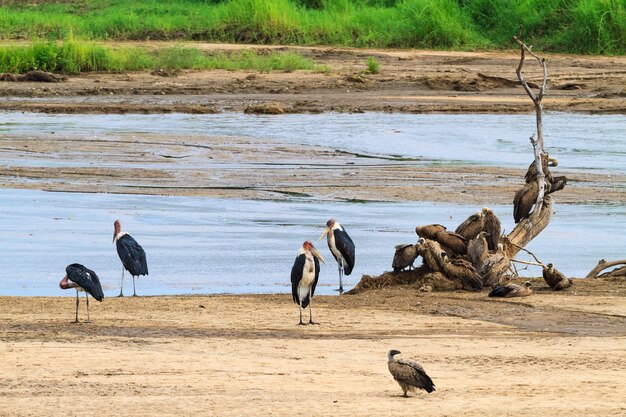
[513,181,538,223]
[455,211,484,241]
[525,154,557,184]
[415,224,447,240]
[547,175,567,194]
[415,238,445,272]
[441,253,483,291]
[433,230,467,257]
[392,244,419,272]
[481,207,501,251]
[387,349,435,397]
[488,281,532,297]
[468,231,489,273]
[542,263,573,290]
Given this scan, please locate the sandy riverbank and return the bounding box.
[1,279,625,416]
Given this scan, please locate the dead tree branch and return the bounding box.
[586,259,626,278]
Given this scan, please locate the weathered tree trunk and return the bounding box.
[585,259,626,278]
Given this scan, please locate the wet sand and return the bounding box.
[1,279,625,416]
[1,131,625,204]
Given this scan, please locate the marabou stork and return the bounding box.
[113,219,148,297]
[59,263,104,323]
[320,219,355,294]
[291,240,325,325]
[387,349,435,397]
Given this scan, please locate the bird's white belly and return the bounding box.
[328,234,344,263]
[300,259,316,287]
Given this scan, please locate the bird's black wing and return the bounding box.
[66,263,104,301]
[290,254,306,305]
[334,228,355,275]
[489,285,515,297]
[116,234,148,276]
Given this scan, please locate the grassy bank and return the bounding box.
[0,41,320,73]
[0,0,624,55]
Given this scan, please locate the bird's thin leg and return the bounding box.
[338,259,344,294]
[298,305,305,325]
[85,293,91,323]
[118,266,125,297]
[74,289,79,323]
[132,276,137,297]
[308,293,318,325]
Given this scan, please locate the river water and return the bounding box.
[1,112,625,296]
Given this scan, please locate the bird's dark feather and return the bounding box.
[66,263,104,301]
[489,285,515,297]
[116,234,148,276]
[333,228,355,275]
[390,358,436,393]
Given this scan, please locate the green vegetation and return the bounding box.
[0,0,624,55]
[365,56,380,74]
[0,41,319,74]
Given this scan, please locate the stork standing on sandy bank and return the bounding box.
[291,240,325,325]
[59,263,104,323]
[113,219,148,297]
[320,219,355,294]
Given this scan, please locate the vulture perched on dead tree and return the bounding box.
[392,244,419,272]
[455,211,484,241]
[513,181,539,223]
[468,231,489,273]
[542,263,573,290]
[481,207,501,250]
[387,349,435,397]
[415,224,447,240]
[433,230,467,257]
[489,281,532,297]
[440,253,483,291]
[416,238,444,272]
[525,154,557,184]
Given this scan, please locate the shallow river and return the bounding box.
[1,188,624,297]
[1,112,625,296]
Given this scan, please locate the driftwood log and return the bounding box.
[586,260,626,278]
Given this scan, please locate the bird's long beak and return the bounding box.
[113,231,117,243]
[311,247,326,264]
[319,227,330,241]
[548,157,559,167]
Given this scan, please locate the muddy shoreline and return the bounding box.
[1,45,626,115]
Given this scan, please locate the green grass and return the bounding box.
[0,0,624,55]
[365,56,380,74]
[0,41,319,74]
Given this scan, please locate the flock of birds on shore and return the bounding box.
[57,156,572,397]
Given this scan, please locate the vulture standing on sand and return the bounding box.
[455,211,485,241]
[542,263,573,290]
[291,240,325,325]
[320,219,355,294]
[489,281,532,298]
[387,349,435,397]
[393,244,419,272]
[113,219,149,297]
[468,231,489,273]
[59,263,104,323]
[481,207,501,250]
[440,253,483,291]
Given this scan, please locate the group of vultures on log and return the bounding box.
[393,153,570,296]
